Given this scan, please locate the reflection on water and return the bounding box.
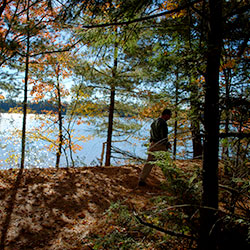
[0,113,147,169]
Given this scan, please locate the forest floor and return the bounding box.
[0,160,214,249]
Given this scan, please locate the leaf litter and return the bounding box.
[0,163,175,249]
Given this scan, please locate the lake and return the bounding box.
[0,113,148,169]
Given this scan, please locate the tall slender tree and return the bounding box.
[71,1,151,165]
[1,0,77,167]
[105,28,118,166]
[20,0,31,171]
[200,0,222,248]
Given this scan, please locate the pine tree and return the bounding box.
[71,2,150,165]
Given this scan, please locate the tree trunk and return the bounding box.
[173,117,177,159]
[222,68,231,159]
[173,71,179,160]
[1,1,30,249]
[20,0,30,171]
[0,0,7,18]
[105,32,118,166]
[55,64,63,168]
[105,87,115,166]
[200,0,222,249]
[190,78,203,159]
[191,122,202,159]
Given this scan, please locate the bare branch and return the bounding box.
[28,39,82,57]
[219,133,250,139]
[0,0,8,18]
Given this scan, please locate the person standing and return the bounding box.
[138,108,172,186]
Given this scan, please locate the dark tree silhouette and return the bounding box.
[200,0,222,249]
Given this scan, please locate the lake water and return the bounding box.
[0,113,148,169]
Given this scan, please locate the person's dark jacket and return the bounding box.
[150,117,170,148]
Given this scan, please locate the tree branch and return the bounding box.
[219,133,250,139]
[133,211,196,240]
[23,39,81,57]
[237,36,250,58]
[81,0,202,29]
[224,3,250,19]
[219,184,250,198]
[0,0,7,18]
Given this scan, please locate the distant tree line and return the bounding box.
[0,99,67,114]
[0,99,132,117]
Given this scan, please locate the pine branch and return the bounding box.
[15,39,81,58]
[224,3,250,19]
[81,0,202,29]
[133,211,196,240]
[219,184,250,199]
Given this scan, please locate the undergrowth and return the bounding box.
[80,152,249,249]
[82,153,201,249]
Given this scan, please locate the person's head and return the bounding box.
[161,108,172,121]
